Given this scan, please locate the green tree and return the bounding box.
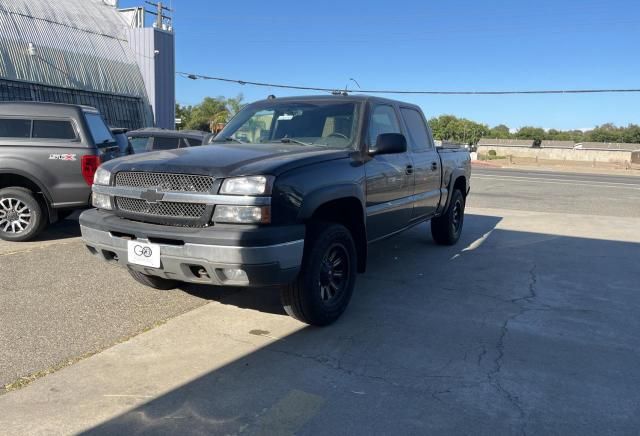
[185,95,245,131]
[175,103,193,130]
[428,115,488,145]
[621,124,640,144]
[488,124,510,139]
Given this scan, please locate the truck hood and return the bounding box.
[102,143,352,178]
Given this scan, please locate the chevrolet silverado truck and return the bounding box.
[80,95,471,325]
[0,102,121,241]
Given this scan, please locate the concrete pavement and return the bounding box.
[1,205,639,435]
[1,168,640,434]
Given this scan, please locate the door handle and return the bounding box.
[431,162,438,171]
[405,165,414,175]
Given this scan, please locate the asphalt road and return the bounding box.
[471,167,640,217]
[1,167,639,434]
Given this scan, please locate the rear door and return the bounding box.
[400,107,442,220]
[364,103,415,240]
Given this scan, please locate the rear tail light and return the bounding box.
[81,155,101,186]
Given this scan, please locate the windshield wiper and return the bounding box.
[280,137,313,147]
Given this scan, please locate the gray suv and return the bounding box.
[0,102,121,241]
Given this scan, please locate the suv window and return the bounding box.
[153,136,180,150]
[32,120,76,140]
[129,137,150,153]
[84,113,115,146]
[400,108,433,151]
[0,118,31,138]
[369,105,401,145]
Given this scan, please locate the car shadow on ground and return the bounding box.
[177,214,505,318]
[80,212,640,435]
[33,216,82,242]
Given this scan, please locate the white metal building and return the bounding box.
[0,0,175,129]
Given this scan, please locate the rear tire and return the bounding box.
[280,223,357,326]
[128,268,180,290]
[0,187,47,242]
[431,189,465,245]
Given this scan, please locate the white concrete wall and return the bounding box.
[477,146,633,164]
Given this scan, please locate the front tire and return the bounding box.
[281,223,357,326]
[431,189,465,245]
[0,187,47,242]
[128,268,179,290]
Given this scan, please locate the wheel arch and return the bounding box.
[305,194,367,273]
[0,170,54,219]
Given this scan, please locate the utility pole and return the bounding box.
[144,1,173,29]
[156,1,163,28]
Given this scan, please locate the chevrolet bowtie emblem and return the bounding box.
[140,188,165,204]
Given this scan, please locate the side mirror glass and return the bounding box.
[370,133,407,155]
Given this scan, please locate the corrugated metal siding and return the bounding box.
[0,0,148,99]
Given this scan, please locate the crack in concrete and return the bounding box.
[486,263,539,436]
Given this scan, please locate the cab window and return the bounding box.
[400,108,433,151]
[368,105,401,146]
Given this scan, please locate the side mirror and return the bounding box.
[370,133,407,155]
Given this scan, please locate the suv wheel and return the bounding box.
[431,189,465,245]
[0,187,47,242]
[281,223,357,326]
[128,268,179,290]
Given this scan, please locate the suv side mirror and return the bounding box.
[370,133,407,155]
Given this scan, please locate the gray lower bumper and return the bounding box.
[81,225,303,287]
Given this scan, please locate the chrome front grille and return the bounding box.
[115,172,214,193]
[113,171,214,226]
[115,197,206,219]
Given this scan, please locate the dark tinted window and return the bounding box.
[32,120,76,140]
[84,113,115,145]
[129,137,150,153]
[0,118,30,138]
[401,108,432,151]
[369,105,401,145]
[153,136,180,150]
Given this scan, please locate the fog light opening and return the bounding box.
[217,268,249,284]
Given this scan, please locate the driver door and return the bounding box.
[364,104,415,241]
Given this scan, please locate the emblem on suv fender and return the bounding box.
[140,188,165,204]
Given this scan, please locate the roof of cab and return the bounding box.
[0,101,98,117]
[250,94,419,108]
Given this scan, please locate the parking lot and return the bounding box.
[1,167,639,434]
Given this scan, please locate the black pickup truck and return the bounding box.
[0,102,120,241]
[80,95,471,325]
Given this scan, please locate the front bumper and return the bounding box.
[80,209,304,287]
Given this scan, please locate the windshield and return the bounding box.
[214,101,360,149]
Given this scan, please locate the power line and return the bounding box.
[177,72,640,96]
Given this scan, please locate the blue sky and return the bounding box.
[120,0,639,130]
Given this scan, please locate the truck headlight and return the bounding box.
[213,205,270,224]
[220,176,272,195]
[93,167,111,186]
[92,193,112,210]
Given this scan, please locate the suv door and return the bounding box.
[364,104,415,241]
[400,107,442,220]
